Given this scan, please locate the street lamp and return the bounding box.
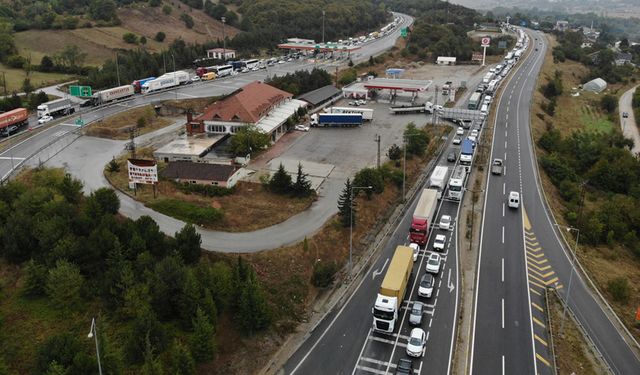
[553,223,580,336]
[171,53,177,100]
[87,317,103,375]
[350,185,373,277]
[221,17,226,62]
[322,10,326,45]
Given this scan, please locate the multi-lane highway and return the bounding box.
[470,30,640,375]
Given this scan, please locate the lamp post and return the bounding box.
[322,10,326,44]
[171,53,177,100]
[465,187,484,252]
[402,133,424,202]
[554,224,580,336]
[87,318,103,375]
[115,52,120,86]
[350,185,372,277]
[221,16,226,62]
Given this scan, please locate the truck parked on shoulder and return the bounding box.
[372,245,414,333]
[410,189,439,246]
[37,98,74,118]
[390,102,439,114]
[428,166,449,199]
[310,113,363,127]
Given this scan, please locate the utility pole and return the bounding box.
[221,16,226,61]
[375,134,381,169]
[432,85,438,125]
[115,52,120,86]
[2,71,6,97]
[322,10,326,44]
[171,53,177,100]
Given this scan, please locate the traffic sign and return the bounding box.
[400,27,408,38]
[69,85,92,97]
[481,37,491,47]
[75,118,84,126]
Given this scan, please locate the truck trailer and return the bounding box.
[428,166,449,199]
[0,108,29,134]
[94,85,135,105]
[141,75,180,93]
[330,107,374,121]
[37,98,74,118]
[310,113,363,127]
[372,245,414,333]
[410,189,439,246]
[389,102,437,114]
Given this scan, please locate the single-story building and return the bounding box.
[615,52,633,66]
[297,85,342,108]
[162,161,243,187]
[555,21,569,32]
[206,48,236,60]
[583,78,607,93]
[436,56,457,65]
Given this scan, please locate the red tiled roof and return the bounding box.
[197,81,293,124]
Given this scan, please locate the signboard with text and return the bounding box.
[481,37,491,47]
[472,52,483,61]
[69,85,92,97]
[128,159,158,185]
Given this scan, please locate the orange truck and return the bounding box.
[0,108,29,135]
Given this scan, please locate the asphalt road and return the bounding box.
[619,85,640,154]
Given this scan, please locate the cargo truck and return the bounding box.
[428,166,449,199]
[389,102,438,114]
[132,77,156,93]
[310,113,363,127]
[410,189,439,246]
[0,108,29,135]
[37,98,74,118]
[330,107,374,121]
[447,165,467,200]
[460,139,474,165]
[92,85,135,105]
[141,75,179,93]
[372,245,414,333]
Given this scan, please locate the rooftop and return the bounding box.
[256,99,307,134]
[363,78,432,92]
[296,85,341,106]
[154,134,226,157]
[163,161,236,181]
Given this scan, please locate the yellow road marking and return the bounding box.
[529,268,555,279]
[531,302,544,312]
[546,277,559,285]
[533,316,546,328]
[527,251,545,259]
[529,274,548,285]
[527,256,548,265]
[526,240,540,248]
[536,353,551,367]
[527,246,542,253]
[555,284,563,290]
[535,334,548,347]
[528,262,551,272]
[529,279,546,290]
[530,288,542,296]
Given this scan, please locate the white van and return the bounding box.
[480,103,489,115]
[508,191,520,209]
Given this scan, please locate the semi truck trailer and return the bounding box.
[310,113,363,127]
[410,189,439,246]
[37,98,74,118]
[389,102,438,114]
[0,108,29,135]
[372,245,413,333]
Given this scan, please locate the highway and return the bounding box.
[470,30,640,375]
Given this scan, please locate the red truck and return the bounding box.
[0,108,29,136]
[409,188,439,246]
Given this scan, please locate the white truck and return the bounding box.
[486,79,499,94]
[37,98,74,118]
[428,166,449,199]
[161,70,190,85]
[330,107,374,121]
[142,75,180,93]
[482,72,494,84]
[447,165,467,200]
[390,102,440,114]
[93,85,135,105]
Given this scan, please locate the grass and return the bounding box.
[84,105,174,140]
[0,63,74,93]
[148,199,223,225]
[531,34,640,344]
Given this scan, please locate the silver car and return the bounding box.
[409,301,424,325]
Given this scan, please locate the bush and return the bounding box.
[338,68,357,86]
[123,32,138,44]
[607,277,630,303]
[5,55,26,69]
[540,153,577,185]
[155,31,166,42]
[600,94,617,113]
[311,261,338,288]
[353,167,384,199]
[180,13,194,29]
[163,5,172,15]
[148,199,223,225]
[175,182,233,197]
[150,0,161,6]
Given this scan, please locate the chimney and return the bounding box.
[186,111,193,123]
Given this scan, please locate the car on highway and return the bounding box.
[467,135,477,146]
[190,76,200,82]
[433,234,447,251]
[409,243,420,262]
[426,253,442,274]
[409,301,424,325]
[38,115,54,124]
[623,112,629,118]
[295,124,310,132]
[491,158,504,175]
[395,358,414,375]
[418,273,434,298]
[447,151,457,163]
[456,127,464,135]
[278,60,286,64]
[406,328,426,357]
[508,191,520,209]
[439,215,452,230]
[470,129,479,138]
[452,137,462,145]
[1,125,19,137]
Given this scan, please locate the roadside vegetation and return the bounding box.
[85,105,173,140]
[532,34,640,342]
[266,68,333,96]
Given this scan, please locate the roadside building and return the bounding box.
[297,85,341,109]
[436,56,457,65]
[207,48,236,60]
[583,78,607,93]
[555,21,569,32]
[615,52,633,66]
[162,161,242,187]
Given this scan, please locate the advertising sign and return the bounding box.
[128,159,158,185]
[481,37,491,47]
[472,52,483,61]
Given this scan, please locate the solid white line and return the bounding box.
[502,298,505,329]
[502,203,505,217]
[502,355,505,375]
[501,258,504,282]
[502,226,505,244]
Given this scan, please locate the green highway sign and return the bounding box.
[69,85,92,97]
[75,118,84,126]
[401,27,408,38]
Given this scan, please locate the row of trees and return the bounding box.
[0,168,271,374]
[268,163,313,198]
[266,68,333,97]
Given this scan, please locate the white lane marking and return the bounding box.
[502,355,505,375]
[503,183,505,195]
[372,258,389,280]
[503,203,505,217]
[502,298,505,329]
[502,226,505,244]
[504,140,507,149]
[502,258,505,282]
[0,156,25,161]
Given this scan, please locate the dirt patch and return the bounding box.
[84,105,173,140]
[548,290,608,375]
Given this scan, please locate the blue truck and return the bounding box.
[459,139,475,165]
[310,113,363,127]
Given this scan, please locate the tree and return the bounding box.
[175,224,202,264]
[150,0,161,6]
[168,339,196,375]
[292,162,312,197]
[600,94,617,113]
[269,163,292,195]
[353,167,384,199]
[45,260,84,311]
[180,13,194,29]
[337,178,354,227]
[35,333,92,374]
[123,32,138,44]
[88,187,120,215]
[44,361,67,375]
[312,261,337,288]
[54,45,87,73]
[89,0,118,22]
[228,125,270,156]
[190,307,215,362]
[237,271,271,335]
[22,260,48,297]
[107,157,120,173]
[126,307,166,363]
[387,144,402,162]
[155,32,166,42]
[141,334,164,375]
[403,122,429,156]
[140,36,147,45]
[162,5,172,15]
[22,78,34,95]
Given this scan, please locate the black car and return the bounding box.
[396,358,414,375]
[1,125,19,137]
[447,151,457,162]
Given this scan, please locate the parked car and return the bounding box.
[433,234,447,251]
[406,328,426,357]
[295,124,310,132]
[395,359,414,375]
[38,115,54,124]
[418,273,434,298]
[439,215,452,230]
[447,151,457,163]
[409,302,424,325]
[426,253,442,274]
[491,158,504,175]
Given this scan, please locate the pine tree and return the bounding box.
[191,307,215,362]
[292,162,312,197]
[268,163,292,194]
[169,339,196,375]
[337,178,355,227]
[175,224,202,264]
[237,271,271,336]
[141,334,164,375]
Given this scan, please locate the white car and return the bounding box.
[406,328,426,357]
[456,127,464,136]
[452,137,462,145]
[418,273,434,298]
[426,253,441,274]
[278,60,286,64]
[433,234,447,251]
[409,243,420,262]
[190,76,201,82]
[470,129,479,138]
[468,135,477,145]
[38,115,53,124]
[294,124,310,132]
[439,215,452,230]
[508,191,520,209]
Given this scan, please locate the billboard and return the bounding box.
[128,159,158,185]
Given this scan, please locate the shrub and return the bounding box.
[180,13,194,29]
[148,199,223,225]
[6,55,26,69]
[162,4,172,15]
[600,94,617,113]
[155,31,166,42]
[540,153,577,185]
[607,277,630,303]
[311,261,337,288]
[123,32,138,44]
[175,182,233,197]
[353,167,384,199]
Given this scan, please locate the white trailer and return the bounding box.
[389,102,438,114]
[142,75,180,93]
[482,72,494,84]
[330,107,374,121]
[447,165,467,200]
[37,98,74,118]
[486,79,499,94]
[95,85,135,104]
[428,166,449,199]
[160,71,190,85]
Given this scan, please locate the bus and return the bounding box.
[468,92,482,110]
[213,65,234,77]
[330,107,374,121]
[243,59,260,70]
[447,165,467,200]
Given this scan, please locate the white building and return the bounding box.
[206,48,236,60]
[436,56,457,65]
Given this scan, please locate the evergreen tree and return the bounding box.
[175,224,202,264]
[337,178,355,227]
[178,270,200,328]
[292,162,312,197]
[169,339,196,375]
[45,260,84,312]
[22,259,48,297]
[237,271,271,335]
[200,288,218,326]
[268,163,292,194]
[141,334,164,375]
[44,361,66,375]
[190,307,215,362]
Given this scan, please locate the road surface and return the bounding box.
[619,85,640,155]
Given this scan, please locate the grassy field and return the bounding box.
[84,105,174,140]
[531,34,640,343]
[0,64,74,93]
